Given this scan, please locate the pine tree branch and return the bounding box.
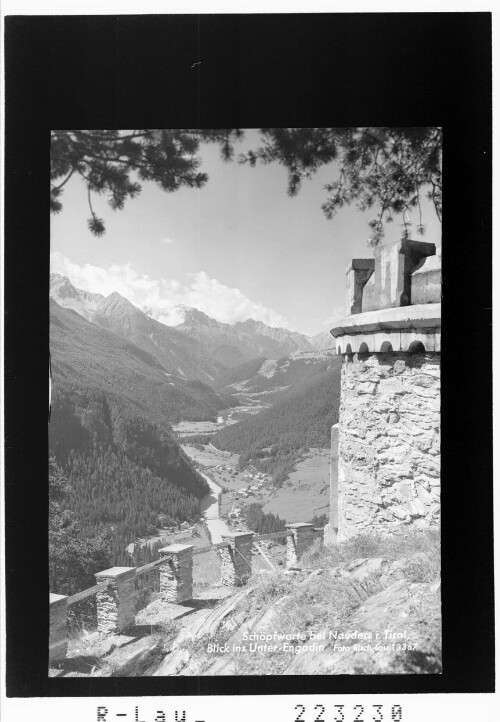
[51,168,76,191]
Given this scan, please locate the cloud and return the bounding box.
[160,236,175,245]
[50,252,290,328]
[322,304,345,328]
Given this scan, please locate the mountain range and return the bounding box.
[175,307,317,362]
[50,299,235,423]
[49,273,342,545]
[50,274,341,424]
[50,274,335,370]
[50,274,104,321]
[49,294,228,564]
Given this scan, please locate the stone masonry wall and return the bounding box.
[220,533,253,587]
[160,547,193,603]
[338,351,440,541]
[95,570,136,634]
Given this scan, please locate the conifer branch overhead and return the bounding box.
[50,129,243,236]
[51,127,441,245]
[240,127,442,246]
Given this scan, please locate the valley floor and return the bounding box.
[261,448,332,522]
[181,442,333,526]
[172,397,269,437]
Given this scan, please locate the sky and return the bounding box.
[50,129,442,337]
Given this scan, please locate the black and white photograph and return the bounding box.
[48,127,443,677]
[2,9,494,718]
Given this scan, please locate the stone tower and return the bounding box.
[324,239,441,544]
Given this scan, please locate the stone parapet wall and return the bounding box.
[50,526,320,665]
[337,351,440,541]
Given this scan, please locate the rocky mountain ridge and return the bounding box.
[50,274,332,368]
[51,276,228,383]
[50,299,235,424]
[50,273,104,321]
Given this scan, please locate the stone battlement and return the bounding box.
[325,239,441,545]
[331,240,441,356]
[332,304,441,355]
[345,239,440,315]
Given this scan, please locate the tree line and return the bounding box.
[49,386,209,583]
[244,503,287,535]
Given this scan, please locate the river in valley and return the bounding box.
[198,470,230,543]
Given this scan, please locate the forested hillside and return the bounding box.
[49,295,341,571]
[215,356,267,388]
[244,502,287,535]
[218,350,339,404]
[91,292,225,384]
[213,361,342,485]
[50,300,213,567]
[49,385,208,564]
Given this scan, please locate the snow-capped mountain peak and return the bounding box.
[50,274,104,321]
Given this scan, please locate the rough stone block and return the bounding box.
[336,349,440,541]
[407,498,427,517]
[392,506,410,520]
[345,259,375,315]
[159,545,193,603]
[362,239,436,312]
[378,377,406,395]
[95,567,137,634]
[357,381,378,394]
[393,359,406,375]
[219,532,254,587]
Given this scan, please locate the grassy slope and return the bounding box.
[75,530,440,677]
[232,531,441,675]
[217,352,340,402]
[215,356,267,388]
